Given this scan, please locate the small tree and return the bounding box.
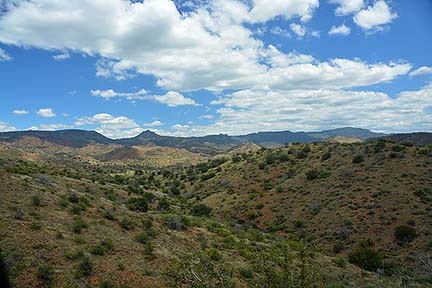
[394,225,417,243]
[348,247,382,272]
[191,204,212,217]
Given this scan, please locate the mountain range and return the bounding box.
[0,127,389,154]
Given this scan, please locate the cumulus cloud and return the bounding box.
[199,114,214,120]
[330,0,364,16]
[0,48,12,61]
[170,85,432,136]
[354,1,397,31]
[0,121,16,132]
[91,89,148,101]
[0,0,407,93]
[13,109,29,115]
[153,91,198,107]
[143,120,163,127]
[91,88,198,106]
[36,108,56,117]
[290,23,306,37]
[53,51,70,61]
[249,0,319,23]
[75,113,143,139]
[410,66,432,77]
[329,24,351,36]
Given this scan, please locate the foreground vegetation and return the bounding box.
[0,139,431,287]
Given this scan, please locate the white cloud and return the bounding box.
[13,109,29,115]
[0,48,12,61]
[290,23,306,37]
[249,0,319,23]
[53,51,70,61]
[153,91,198,107]
[143,120,163,127]
[91,89,148,101]
[0,0,405,93]
[354,1,397,31]
[410,66,432,77]
[330,0,364,16]
[0,121,16,132]
[329,24,351,36]
[36,108,56,118]
[91,88,198,106]
[199,114,214,120]
[168,84,432,136]
[75,113,143,139]
[269,26,291,38]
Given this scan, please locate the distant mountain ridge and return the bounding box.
[0,127,388,154]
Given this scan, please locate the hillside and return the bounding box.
[0,141,429,287]
[374,133,432,146]
[164,140,432,282]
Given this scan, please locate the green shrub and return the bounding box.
[98,280,118,288]
[36,264,54,285]
[391,145,405,152]
[394,225,417,243]
[207,248,222,261]
[191,204,212,217]
[75,256,92,277]
[71,217,88,234]
[91,239,114,256]
[348,247,382,272]
[321,151,331,161]
[352,155,364,164]
[103,210,115,221]
[333,241,344,254]
[31,195,42,206]
[127,197,148,212]
[165,215,190,231]
[239,267,253,279]
[305,170,319,180]
[119,218,136,230]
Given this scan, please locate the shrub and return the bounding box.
[265,154,275,165]
[207,248,222,261]
[31,195,42,206]
[239,268,253,279]
[127,197,148,212]
[394,225,417,243]
[71,217,88,234]
[91,240,114,256]
[348,247,382,272]
[103,210,115,221]
[352,155,364,164]
[98,280,118,288]
[293,220,305,228]
[75,256,92,277]
[165,215,190,231]
[36,264,54,285]
[333,241,344,254]
[201,172,216,181]
[321,151,331,161]
[135,233,153,245]
[191,204,212,217]
[119,218,136,230]
[391,145,405,152]
[297,151,308,159]
[305,170,319,180]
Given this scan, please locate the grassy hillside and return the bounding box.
[0,140,430,287]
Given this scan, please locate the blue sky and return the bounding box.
[0,0,431,138]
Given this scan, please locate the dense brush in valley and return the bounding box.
[0,139,431,287]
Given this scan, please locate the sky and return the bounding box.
[0,0,431,138]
